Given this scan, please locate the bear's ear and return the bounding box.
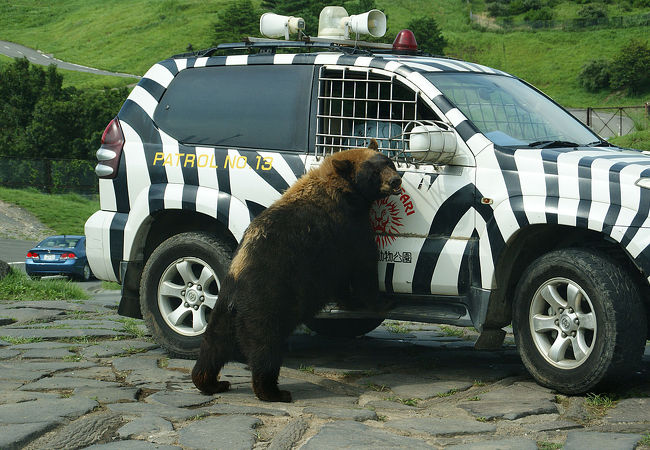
[368,138,379,151]
[332,158,354,180]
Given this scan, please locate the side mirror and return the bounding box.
[406,122,457,165]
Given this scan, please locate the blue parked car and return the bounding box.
[25,235,93,281]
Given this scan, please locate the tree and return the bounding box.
[609,40,650,95]
[0,57,127,160]
[213,0,260,45]
[406,17,446,55]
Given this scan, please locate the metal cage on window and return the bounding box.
[315,66,437,158]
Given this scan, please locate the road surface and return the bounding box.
[0,40,140,78]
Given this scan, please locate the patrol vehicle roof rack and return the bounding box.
[177,36,394,59]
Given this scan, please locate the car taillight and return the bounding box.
[26,252,39,259]
[60,253,77,260]
[95,117,125,179]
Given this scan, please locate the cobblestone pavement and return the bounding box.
[0,288,648,449]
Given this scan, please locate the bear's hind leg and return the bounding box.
[251,362,291,403]
[192,310,235,395]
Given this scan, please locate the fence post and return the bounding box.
[619,108,623,136]
[586,107,592,127]
[44,159,52,194]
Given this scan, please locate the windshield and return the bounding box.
[424,73,599,148]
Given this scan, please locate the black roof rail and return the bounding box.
[171,36,395,58]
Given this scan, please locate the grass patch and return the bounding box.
[639,433,650,448]
[117,317,147,338]
[102,281,122,291]
[0,336,44,345]
[435,389,459,398]
[0,187,99,235]
[585,392,617,416]
[121,345,148,355]
[384,321,411,334]
[365,382,390,392]
[63,353,83,362]
[439,325,465,338]
[298,365,315,374]
[385,396,418,407]
[537,442,563,450]
[610,130,650,152]
[0,268,89,301]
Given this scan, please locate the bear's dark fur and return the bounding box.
[192,141,401,402]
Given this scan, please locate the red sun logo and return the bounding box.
[371,198,403,248]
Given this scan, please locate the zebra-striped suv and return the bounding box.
[86,35,648,395]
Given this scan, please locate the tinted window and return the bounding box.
[38,237,81,248]
[154,65,313,151]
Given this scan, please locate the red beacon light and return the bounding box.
[392,29,418,54]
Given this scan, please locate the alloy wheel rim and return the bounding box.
[157,257,220,336]
[529,277,597,369]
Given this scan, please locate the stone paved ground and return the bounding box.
[0,287,648,449]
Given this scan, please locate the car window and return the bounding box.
[316,67,439,156]
[154,65,313,152]
[424,72,598,147]
[38,237,80,248]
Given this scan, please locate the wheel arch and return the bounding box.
[118,186,250,319]
[482,223,650,330]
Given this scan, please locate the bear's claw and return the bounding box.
[192,370,231,395]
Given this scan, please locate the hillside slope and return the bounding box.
[1,0,648,106]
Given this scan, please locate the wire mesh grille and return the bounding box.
[316,67,437,157]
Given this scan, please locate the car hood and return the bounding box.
[511,145,650,218]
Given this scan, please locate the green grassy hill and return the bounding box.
[0,0,648,107]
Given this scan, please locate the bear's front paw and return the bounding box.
[192,370,231,395]
[256,389,292,403]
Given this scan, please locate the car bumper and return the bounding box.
[25,259,85,277]
[85,210,119,282]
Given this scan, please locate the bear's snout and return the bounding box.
[389,175,402,192]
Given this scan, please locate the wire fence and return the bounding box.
[569,105,650,139]
[0,157,97,194]
[469,11,650,31]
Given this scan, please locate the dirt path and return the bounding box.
[0,199,54,241]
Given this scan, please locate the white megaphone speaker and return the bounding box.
[260,13,305,40]
[347,9,386,38]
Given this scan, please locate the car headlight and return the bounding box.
[635,178,650,190]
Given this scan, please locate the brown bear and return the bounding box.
[192,141,401,402]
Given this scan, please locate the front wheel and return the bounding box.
[306,318,384,338]
[513,248,646,394]
[140,232,233,359]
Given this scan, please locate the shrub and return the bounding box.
[406,17,446,55]
[578,59,611,92]
[487,1,511,18]
[577,4,608,21]
[609,40,650,94]
[523,6,555,23]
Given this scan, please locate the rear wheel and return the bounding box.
[79,263,92,281]
[513,248,646,394]
[306,318,384,338]
[140,232,233,359]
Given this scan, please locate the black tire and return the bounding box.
[140,231,233,359]
[512,248,646,394]
[306,318,384,338]
[78,263,92,282]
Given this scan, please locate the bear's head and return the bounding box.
[330,139,402,202]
